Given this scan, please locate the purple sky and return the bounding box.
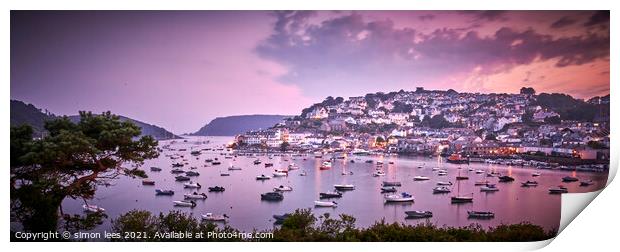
[11,11,609,133]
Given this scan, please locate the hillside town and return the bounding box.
[233,87,610,170]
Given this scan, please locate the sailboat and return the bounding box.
[451,170,473,203]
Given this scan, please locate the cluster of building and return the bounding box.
[234,88,610,164]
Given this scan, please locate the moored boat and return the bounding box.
[183,181,202,188]
[580,180,594,186]
[319,191,343,199]
[173,200,197,207]
[334,184,355,191]
[256,174,271,180]
[184,192,208,199]
[185,171,200,176]
[437,181,453,186]
[208,186,225,192]
[274,185,293,192]
[480,184,499,192]
[150,167,162,172]
[155,189,174,195]
[381,186,397,193]
[261,192,284,201]
[142,179,155,185]
[384,192,415,203]
[319,161,332,170]
[413,176,430,181]
[562,176,579,182]
[273,171,288,177]
[405,210,433,219]
[521,181,538,187]
[382,181,402,187]
[202,213,229,222]
[314,200,338,207]
[474,180,490,186]
[175,175,190,181]
[548,186,568,194]
[468,211,495,219]
[433,186,451,194]
[498,176,515,182]
[373,170,386,177]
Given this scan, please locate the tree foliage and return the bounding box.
[10,111,159,233]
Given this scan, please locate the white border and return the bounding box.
[2,0,616,251]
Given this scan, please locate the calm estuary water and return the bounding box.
[63,136,608,233]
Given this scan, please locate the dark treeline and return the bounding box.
[109,209,556,242]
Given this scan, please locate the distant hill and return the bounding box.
[10,100,54,138]
[10,100,180,140]
[192,115,291,136]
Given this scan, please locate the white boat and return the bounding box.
[413,176,430,181]
[314,200,338,207]
[319,161,332,170]
[184,192,208,199]
[173,200,197,207]
[201,213,229,222]
[432,167,440,171]
[373,170,386,177]
[433,186,451,194]
[273,171,288,177]
[474,180,490,186]
[521,181,538,187]
[532,172,541,177]
[384,192,415,202]
[183,182,202,188]
[437,181,453,186]
[437,171,448,176]
[299,170,307,176]
[288,163,299,170]
[334,184,355,191]
[274,185,293,192]
[475,169,485,174]
[480,184,499,192]
[228,166,242,170]
[82,204,105,213]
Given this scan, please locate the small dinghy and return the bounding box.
[264,163,274,167]
[475,169,485,174]
[382,181,402,187]
[202,213,229,222]
[208,186,226,192]
[580,180,594,186]
[413,176,430,181]
[261,192,284,201]
[184,192,208,200]
[334,184,355,191]
[433,186,451,194]
[405,210,433,219]
[288,164,299,170]
[150,167,162,172]
[173,200,197,208]
[437,181,453,186]
[175,175,190,181]
[155,189,175,195]
[253,159,261,165]
[381,186,397,193]
[521,181,538,187]
[319,191,343,199]
[228,166,242,171]
[562,176,579,182]
[384,192,415,203]
[314,201,338,207]
[220,173,230,176]
[274,185,293,192]
[549,186,568,194]
[142,179,155,185]
[299,170,307,176]
[212,161,222,165]
[498,175,515,182]
[82,204,105,213]
[373,170,386,177]
[256,174,271,180]
[183,182,202,188]
[480,184,499,192]
[185,171,200,176]
[532,172,541,177]
[468,211,495,219]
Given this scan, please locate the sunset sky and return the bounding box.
[11,11,610,133]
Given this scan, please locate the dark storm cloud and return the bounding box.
[460,10,509,22]
[584,10,610,27]
[550,16,577,29]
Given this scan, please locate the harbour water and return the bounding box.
[63,136,608,233]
